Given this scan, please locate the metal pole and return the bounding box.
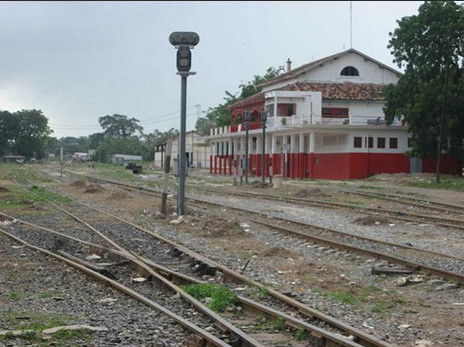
[60,147,63,178]
[245,122,249,185]
[178,74,187,215]
[161,139,172,215]
[262,123,266,183]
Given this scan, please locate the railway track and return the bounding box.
[0,229,231,347]
[190,186,464,232]
[69,173,464,284]
[1,173,395,346]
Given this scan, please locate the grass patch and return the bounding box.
[0,311,85,345]
[326,291,358,305]
[409,176,464,191]
[239,251,253,260]
[249,286,268,299]
[294,329,310,341]
[29,186,72,204]
[9,292,23,300]
[180,284,237,312]
[255,315,287,332]
[0,311,71,331]
[52,328,91,341]
[39,291,59,299]
[325,285,383,305]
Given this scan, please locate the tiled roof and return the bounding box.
[226,92,266,110]
[228,82,385,110]
[281,82,386,101]
[259,48,402,88]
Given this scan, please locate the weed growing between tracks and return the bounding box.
[0,311,90,346]
[180,284,238,312]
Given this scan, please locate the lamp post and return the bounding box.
[260,110,267,183]
[169,31,200,216]
[243,110,250,184]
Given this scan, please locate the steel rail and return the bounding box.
[80,202,392,347]
[1,214,365,347]
[73,172,464,231]
[337,188,464,213]
[65,174,464,281]
[10,170,393,346]
[1,204,262,347]
[193,186,464,231]
[249,218,464,283]
[0,198,370,347]
[0,228,230,347]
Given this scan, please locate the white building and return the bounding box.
[207,49,459,180]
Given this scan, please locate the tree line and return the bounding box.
[0,110,178,163]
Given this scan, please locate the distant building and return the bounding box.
[112,154,142,166]
[1,155,26,163]
[207,48,460,180]
[72,152,90,162]
[154,131,210,169]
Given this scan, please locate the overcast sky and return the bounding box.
[0,1,424,139]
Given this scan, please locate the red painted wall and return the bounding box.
[312,153,351,180]
[311,153,410,180]
[423,156,461,175]
[367,153,410,176]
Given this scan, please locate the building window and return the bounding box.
[251,110,259,122]
[341,66,359,76]
[377,137,386,148]
[277,103,295,117]
[354,137,362,148]
[368,137,373,148]
[322,107,349,118]
[390,138,398,149]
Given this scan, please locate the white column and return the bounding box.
[290,134,297,153]
[273,96,278,128]
[299,133,305,153]
[271,134,277,154]
[309,132,315,153]
[257,135,262,153]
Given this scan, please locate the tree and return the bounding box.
[196,66,285,131]
[98,114,143,138]
[12,109,53,159]
[0,110,18,155]
[384,1,464,182]
[96,136,144,163]
[146,128,179,145]
[88,132,105,149]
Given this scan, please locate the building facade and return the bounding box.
[206,49,459,180]
[154,131,211,169]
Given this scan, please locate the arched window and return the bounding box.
[251,110,259,122]
[236,113,242,124]
[341,66,359,76]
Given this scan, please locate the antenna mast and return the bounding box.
[350,1,353,48]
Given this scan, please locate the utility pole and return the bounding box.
[169,31,200,215]
[244,110,250,185]
[436,60,450,184]
[60,147,63,178]
[261,110,267,183]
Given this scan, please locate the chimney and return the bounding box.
[286,58,292,72]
